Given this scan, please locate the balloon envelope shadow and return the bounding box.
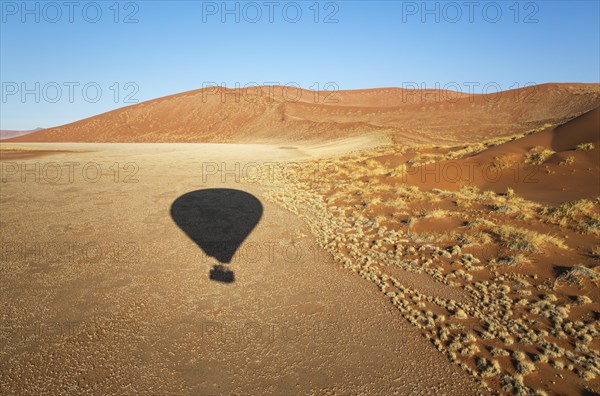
[170,189,263,283]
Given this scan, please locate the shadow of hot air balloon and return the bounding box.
[170,189,263,283]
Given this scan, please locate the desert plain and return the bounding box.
[1,83,599,395]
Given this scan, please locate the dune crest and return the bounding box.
[9,83,600,144]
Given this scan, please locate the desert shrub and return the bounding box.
[491,347,510,357]
[388,164,407,177]
[555,265,599,287]
[501,374,528,394]
[551,360,565,369]
[576,295,592,305]
[516,360,536,375]
[578,218,600,235]
[559,156,575,165]
[492,255,530,266]
[489,191,539,217]
[477,357,501,377]
[423,209,451,219]
[464,218,495,229]
[579,369,596,381]
[513,351,537,375]
[543,199,595,219]
[493,154,519,169]
[540,199,600,234]
[576,142,595,151]
[533,353,549,363]
[525,149,556,165]
[493,225,567,253]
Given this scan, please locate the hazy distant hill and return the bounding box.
[1,128,44,140]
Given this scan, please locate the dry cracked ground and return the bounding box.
[1,133,599,395]
[1,142,482,395]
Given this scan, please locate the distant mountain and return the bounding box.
[0,128,44,140]
[7,83,600,144]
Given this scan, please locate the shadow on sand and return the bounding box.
[170,188,263,283]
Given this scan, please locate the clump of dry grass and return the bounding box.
[488,190,539,218]
[513,351,537,375]
[551,360,565,369]
[555,265,599,287]
[444,129,551,165]
[576,142,595,151]
[540,199,600,235]
[525,147,555,165]
[543,199,595,219]
[575,295,592,305]
[452,308,468,319]
[493,225,567,253]
[559,156,575,165]
[408,153,445,167]
[490,347,510,357]
[492,154,519,169]
[578,368,597,381]
[490,254,530,266]
[533,353,549,363]
[388,164,407,177]
[464,218,495,229]
[501,374,528,394]
[477,357,501,377]
[422,209,452,219]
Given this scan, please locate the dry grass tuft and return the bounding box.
[493,225,567,253]
[540,199,600,235]
[555,265,599,287]
[525,148,555,165]
[491,254,530,266]
[559,156,575,166]
[576,142,595,151]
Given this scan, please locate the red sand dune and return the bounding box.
[405,107,600,203]
[8,83,600,144]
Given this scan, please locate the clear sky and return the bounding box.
[1,0,599,130]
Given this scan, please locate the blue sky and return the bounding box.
[1,0,599,130]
